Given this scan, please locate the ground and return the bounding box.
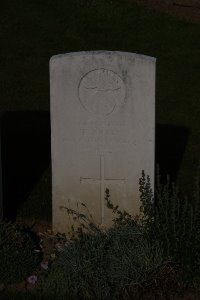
[0,219,199,299]
[130,0,200,23]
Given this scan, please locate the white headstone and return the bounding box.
[50,51,155,233]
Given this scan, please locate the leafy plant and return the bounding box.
[37,222,165,299]
[0,221,41,284]
[139,167,200,284]
[37,190,170,300]
[40,167,200,298]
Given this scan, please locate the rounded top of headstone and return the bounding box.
[78,68,126,116]
[50,51,156,63]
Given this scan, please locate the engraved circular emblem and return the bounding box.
[78,69,126,116]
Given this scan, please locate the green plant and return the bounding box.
[139,167,200,284]
[0,221,41,284]
[37,196,167,300]
[105,188,139,227]
[37,224,165,299]
[36,267,71,300]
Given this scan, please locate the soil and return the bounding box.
[0,220,60,298]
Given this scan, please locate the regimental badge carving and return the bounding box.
[78,69,126,116]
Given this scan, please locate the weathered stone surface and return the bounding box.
[50,51,156,233]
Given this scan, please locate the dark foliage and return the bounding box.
[0,221,42,284]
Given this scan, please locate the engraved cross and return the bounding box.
[80,155,125,225]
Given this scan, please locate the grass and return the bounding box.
[1,0,200,218]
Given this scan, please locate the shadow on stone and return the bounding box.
[156,124,190,184]
[0,111,51,221]
[0,117,189,221]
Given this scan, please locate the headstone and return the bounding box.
[50,51,156,233]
